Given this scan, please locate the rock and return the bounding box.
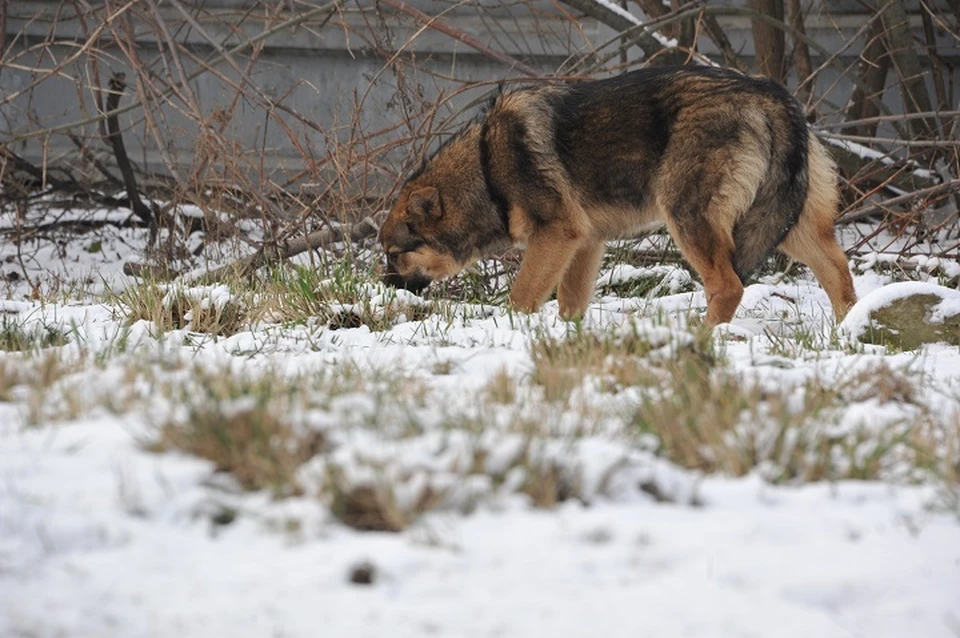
[842,282,960,350]
[348,561,376,585]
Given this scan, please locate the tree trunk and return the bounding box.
[784,0,814,113]
[671,0,696,53]
[846,16,890,138]
[878,0,937,140]
[749,0,786,82]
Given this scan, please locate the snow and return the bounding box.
[591,0,680,49]
[820,136,937,183]
[1,208,959,638]
[841,281,960,340]
[3,418,958,637]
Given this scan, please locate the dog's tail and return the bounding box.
[730,118,812,281]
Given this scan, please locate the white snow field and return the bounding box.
[1,215,959,638]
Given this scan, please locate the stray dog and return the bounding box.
[380,66,857,324]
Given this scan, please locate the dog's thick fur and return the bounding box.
[380,66,857,324]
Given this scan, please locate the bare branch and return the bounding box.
[105,73,155,232]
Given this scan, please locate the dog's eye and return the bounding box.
[398,224,426,252]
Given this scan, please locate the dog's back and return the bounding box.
[495,67,809,279]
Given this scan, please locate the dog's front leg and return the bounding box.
[509,225,583,314]
[557,239,606,320]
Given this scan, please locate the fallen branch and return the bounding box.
[0,148,74,192]
[818,110,960,131]
[825,140,940,194]
[183,217,380,285]
[822,133,960,149]
[0,216,141,239]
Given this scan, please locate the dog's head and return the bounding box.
[380,183,465,293]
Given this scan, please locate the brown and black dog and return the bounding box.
[380,66,857,324]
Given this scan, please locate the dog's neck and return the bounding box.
[478,123,511,238]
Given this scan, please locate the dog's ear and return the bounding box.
[408,186,442,221]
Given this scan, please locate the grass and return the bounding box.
[0,317,70,351]
[597,264,698,300]
[5,313,956,531]
[631,359,951,484]
[150,368,326,495]
[116,280,246,336]
[0,349,90,424]
[256,260,437,330]
[529,321,717,402]
[6,240,958,532]
[116,258,445,335]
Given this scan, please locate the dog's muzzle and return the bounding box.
[382,259,431,294]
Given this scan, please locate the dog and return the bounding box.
[380,66,857,325]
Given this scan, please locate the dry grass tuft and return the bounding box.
[0,318,70,352]
[530,324,716,402]
[0,358,24,402]
[632,359,952,484]
[151,369,324,494]
[118,281,246,336]
[521,459,582,508]
[485,368,518,404]
[328,482,444,532]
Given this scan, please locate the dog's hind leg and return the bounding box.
[779,214,857,321]
[510,224,585,314]
[657,166,749,326]
[780,228,856,321]
[778,137,857,320]
[557,238,606,320]
[667,221,744,326]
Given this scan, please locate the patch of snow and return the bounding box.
[841,281,960,339]
[591,0,679,48]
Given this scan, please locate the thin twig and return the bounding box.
[377,0,542,77]
[839,181,960,223]
[822,133,960,148]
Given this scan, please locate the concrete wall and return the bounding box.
[2,1,956,193]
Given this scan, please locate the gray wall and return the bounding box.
[2,0,957,195]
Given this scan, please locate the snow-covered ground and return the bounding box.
[1,211,959,637]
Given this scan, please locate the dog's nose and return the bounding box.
[382,264,431,293]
